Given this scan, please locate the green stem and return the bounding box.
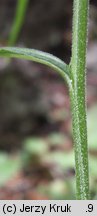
[70,0,89,199]
[8,0,29,46]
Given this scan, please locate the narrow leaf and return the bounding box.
[8,0,29,46]
[0,47,70,86]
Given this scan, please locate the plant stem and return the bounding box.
[8,0,29,46]
[70,0,89,199]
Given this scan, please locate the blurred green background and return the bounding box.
[0,0,97,200]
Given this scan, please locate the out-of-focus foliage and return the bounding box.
[37,180,75,200]
[0,103,97,199]
[87,104,97,150]
[0,153,20,186]
[22,137,47,167]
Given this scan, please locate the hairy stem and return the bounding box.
[70,0,89,199]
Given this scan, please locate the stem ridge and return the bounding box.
[71,0,89,199]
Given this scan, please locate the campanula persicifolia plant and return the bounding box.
[0,0,89,199]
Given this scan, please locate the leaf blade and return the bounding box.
[0,47,71,87]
